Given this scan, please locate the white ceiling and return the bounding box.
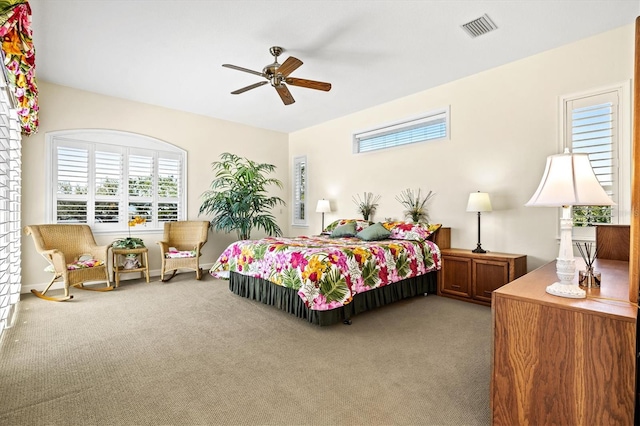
[29,0,639,134]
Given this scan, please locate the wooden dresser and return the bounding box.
[491,258,636,425]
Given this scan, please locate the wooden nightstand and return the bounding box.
[438,248,526,306]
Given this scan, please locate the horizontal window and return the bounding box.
[353,108,449,153]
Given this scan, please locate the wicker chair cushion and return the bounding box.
[44,258,104,273]
[164,248,197,259]
[67,259,104,270]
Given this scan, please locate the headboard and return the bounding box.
[432,226,451,250]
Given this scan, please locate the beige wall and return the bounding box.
[288,24,635,271]
[22,82,289,291]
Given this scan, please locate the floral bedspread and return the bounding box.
[210,235,441,311]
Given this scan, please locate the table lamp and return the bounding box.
[525,149,615,298]
[466,191,492,253]
[316,199,331,231]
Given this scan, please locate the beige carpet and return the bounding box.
[0,273,491,425]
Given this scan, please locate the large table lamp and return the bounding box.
[525,149,615,299]
[467,191,492,253]
[316,199,331,231]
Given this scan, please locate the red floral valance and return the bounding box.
[0,0,37,135]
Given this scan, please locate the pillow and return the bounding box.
[426,223,442,241]
[322,219,373,235]
[383,221,434,242]
[356,222,391,241]
[330,221,357,238]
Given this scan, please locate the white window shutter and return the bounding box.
[0,77,21,340]
[566,90,619,227]
[354,108,449,153]
[56,145,89,223]
[47,130,187,232]
[292,156,307,226]
[157,154,181,222]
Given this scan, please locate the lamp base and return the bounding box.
[546,258,585,298]
[472,244,486,254]
[545,282,586,299]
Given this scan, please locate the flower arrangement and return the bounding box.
[128,215,146,228]
[352,192,381,221]
[0,1,38,135]
[112,216,146,249]
[395,188,435,223]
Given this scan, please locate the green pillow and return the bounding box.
[330,222,357,238]
[356,222,391,241]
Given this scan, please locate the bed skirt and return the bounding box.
[228,271,438,326]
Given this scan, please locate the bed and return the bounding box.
[210,220,450,326]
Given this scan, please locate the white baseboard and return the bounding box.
[20,263,215,294]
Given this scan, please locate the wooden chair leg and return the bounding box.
[161,270,177,282]
[31,289,73,302]
[74,283,114,292]
[31,274,73,301]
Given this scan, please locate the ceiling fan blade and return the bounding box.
[275,84,295,105]
[231,81,268,95]
[285,77,332,92]
[222,64,265,77]
[277,56,303,77]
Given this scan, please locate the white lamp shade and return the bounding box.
[466,192,492,212]
[525,152,615,207]
[315,199,331,213]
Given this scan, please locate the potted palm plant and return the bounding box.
[396,188,435,223]
[199,152,286,240]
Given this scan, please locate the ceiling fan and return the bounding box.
[222,46,332,105]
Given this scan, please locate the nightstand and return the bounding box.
[438,248,526,306]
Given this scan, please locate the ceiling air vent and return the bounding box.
[461,14,497,38]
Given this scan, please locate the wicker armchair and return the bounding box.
[157,221,210,281]
[25,224,113,301]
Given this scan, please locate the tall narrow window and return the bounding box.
[563,89,623,228]
[47,130,186,233]
[292,155,308,226]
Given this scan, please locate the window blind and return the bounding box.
[56,146,89,223]
[158,155,181,222]
[567,91,619,227]
[49,133,186,231]
[354,109,449,153]
[94,149,122,224]
[292,156,307,226]
[0,77,21,341]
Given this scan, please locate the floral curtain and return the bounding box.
[0,0,37,135]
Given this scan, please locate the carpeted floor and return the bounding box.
[0,273,492,425]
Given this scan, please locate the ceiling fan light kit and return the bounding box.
[223,46,331,105]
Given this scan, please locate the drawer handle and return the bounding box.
[484,290,492,295]
[451,285,461,289]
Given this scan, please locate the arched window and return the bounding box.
[46,130,186,234]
